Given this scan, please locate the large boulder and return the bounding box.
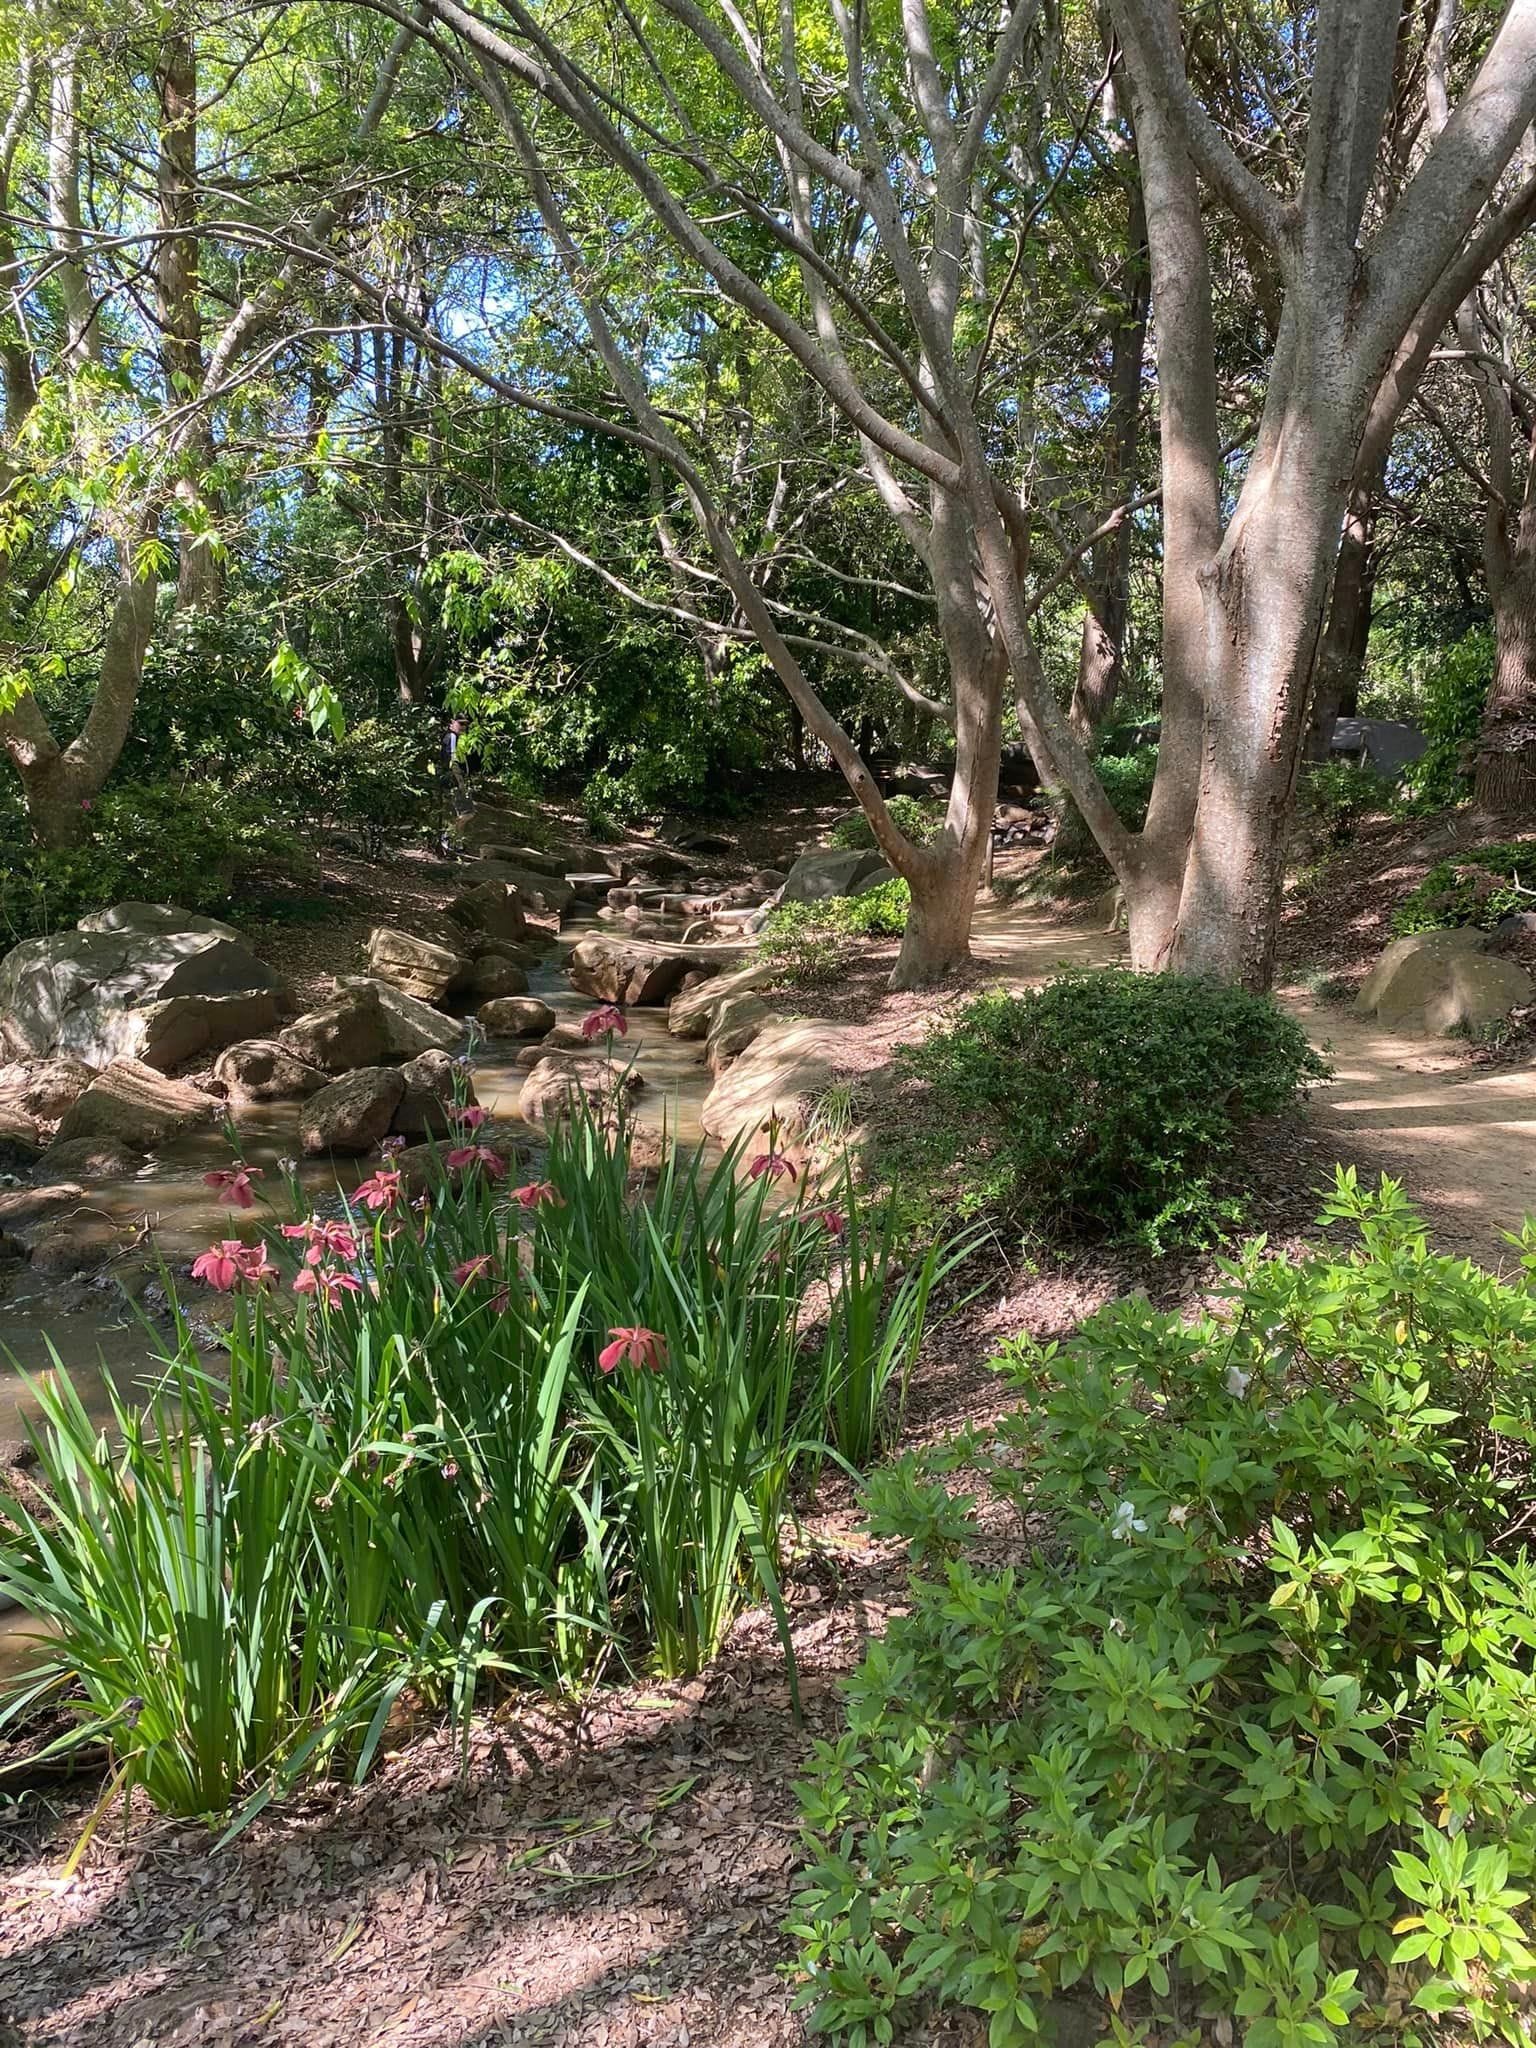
[705,995,775,1074]
[0,904,286,1068]
[134,991,285,1072]
[566,872,617,906]
[394,1131,521,1195]
[464,864,575,918]
[280,987,391,1073]
[26,1213,121,1277]
[700,1017,849,1157]
[669,960,779,1039]
[1329,717,1428,779]
[0,1056,93,1122]
[0,1181,86,1229]
[569,935,731,1007]
[518,1054,644,1124]
[51,1057,214,1149]
[366,927,470,1005]
[618,843,692,880]
[466,954,529,1000]
[1355,928,1534,1035]
[0,1105,41,1173]
[478,994,556,1038]
[391,1049,473,1139]
[214,1038,328,1104]
[781,848,890,904]
[40,1136,146,1181]
[447,880,527,947]
[300,1067,407,1155]
[334,978,467,1057]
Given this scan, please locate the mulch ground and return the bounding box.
[2,782,1526,2046]
[0,1112,1365,2048]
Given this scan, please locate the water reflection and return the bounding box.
[0,921,717,1442]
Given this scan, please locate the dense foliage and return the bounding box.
[892,970,1327,1251]
[1051,741,1158,863]
[0,1116,957,1824]
[761,880,914,986]
[827,799,944,852]
[1399,631,1493,812]
[0,779,308,943]
[1392,839,1536,936]
[794,1175,1536,2048]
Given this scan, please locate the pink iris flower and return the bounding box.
[449,1104,489,1130]
[445,1144,507,1180]
[598,1325,668,1374]
[748,1150,795,1183]
[513,1180,563,1211]
[810,1206,847,1238]
[191,1239,277,1291]
[452,1255,494,1287]
[580,1005,628,1041]
[281,1218,360,1266]
[353,1168,403,1211]
[293,1265,363,1309]
[203,1164,264,1210]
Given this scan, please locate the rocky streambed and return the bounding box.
[0,821,885,1448]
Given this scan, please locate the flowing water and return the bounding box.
[0,920,720,1675]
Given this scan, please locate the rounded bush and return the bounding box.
[901,967,1328,1248]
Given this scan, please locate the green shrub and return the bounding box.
[1296,760,1391,842]
[0,1336,417,1823]
[1393,840,1536,936]
[1052,743,1157,863]
[761,879,913,985]
[0,1111,957,1824]
[894,969,1327,1250]
[828,797,943,852]
[1401,629,1491,811]
[793,1174,1536,2048]
[320,716,436,857]
[0,779,305,942]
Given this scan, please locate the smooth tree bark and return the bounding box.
[1457,280,1536,811]
[408,0,1156,986]
[1302,0,1536,764]
[1102,0,1536,983]
[155,16,222,612]
[1069,184,1150,742]
[1303,462,1384,760]
[396,0,1536,988]
[0,14,424,845]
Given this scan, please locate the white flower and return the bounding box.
[1109,1500,1148,1542]
[1167,1503,1191,1527]
[1225,1365,1252,1398]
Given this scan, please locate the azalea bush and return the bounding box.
[792,1174,1536,2048]
[890,968,1327,1251]
[0,1075,958,1824]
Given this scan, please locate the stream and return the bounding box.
[0,920,720,1677]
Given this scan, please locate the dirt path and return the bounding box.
[966,895,1536,1259]
[1282,990,1536,1257]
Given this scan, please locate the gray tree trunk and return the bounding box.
[1477,539,1536,813]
